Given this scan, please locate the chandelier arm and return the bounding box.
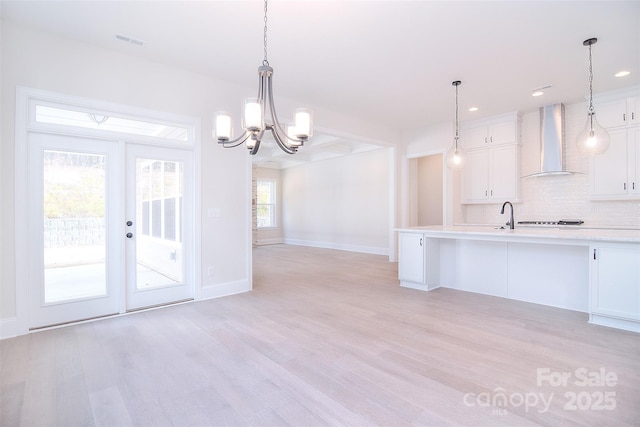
[266,76,305,146]
[220,131,252,148]
[257,71,267,101]
[249,138,261,155]
[270,127,297,154]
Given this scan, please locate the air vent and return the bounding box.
[115,34,145,47]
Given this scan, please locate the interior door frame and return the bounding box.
[13,87,201,335]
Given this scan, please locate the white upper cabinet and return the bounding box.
[461,113,520,204]
[589,89,640,200]
[589,126,639,199]
[596,96,640,129]
[462,117,517,150]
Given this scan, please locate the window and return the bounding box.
[257,179,276,228]
[34,104,189,142]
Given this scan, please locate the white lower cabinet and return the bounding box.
[589,243,640,332]
[399,232,425,284]
[398,232,439,291]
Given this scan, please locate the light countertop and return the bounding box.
[396,225,640,244]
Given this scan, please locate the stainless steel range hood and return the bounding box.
[524,103,579,177]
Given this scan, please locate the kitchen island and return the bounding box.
[397,225,640,332]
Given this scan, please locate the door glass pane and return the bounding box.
[43,150,106,303]
[135,158,184,290]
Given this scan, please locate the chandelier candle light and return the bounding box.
[576,37,610,155]
[214,0,312,155]
[446,80,465,169]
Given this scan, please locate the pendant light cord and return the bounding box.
[263,0,269,66]
[587,43,594,114]
[455,83,459,141]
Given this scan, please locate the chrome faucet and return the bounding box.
[501,201,515,230]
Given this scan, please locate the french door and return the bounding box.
[28,133,194,328]
[125,144,194,310]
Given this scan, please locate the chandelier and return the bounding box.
[214,0,312,155]
[446,80,465,169]
[576,37,610,155]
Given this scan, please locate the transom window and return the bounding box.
[34,104,189,142]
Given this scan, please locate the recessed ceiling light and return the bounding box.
[615,71,630,78]
[116,34,145,47]
[531,84,552,97]
[468,107,478,112]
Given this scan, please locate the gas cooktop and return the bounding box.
[517,220,584,226]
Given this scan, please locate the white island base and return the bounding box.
[397,226,640,333]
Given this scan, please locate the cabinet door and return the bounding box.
[490,145,518,200]
[590,128,628,197]
[629,97,640,126]
[591,245,640,321]
[489,120,517,146]
[398,233,425,284]
[596,99,627,128]
[462,126,489,150]
[630,127,640,195]
[463,150,489,202]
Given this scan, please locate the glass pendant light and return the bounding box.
[446,80,465,169]
[576,38,610,155]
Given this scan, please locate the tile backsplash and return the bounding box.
[461,101,640,229]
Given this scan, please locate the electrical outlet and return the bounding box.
[207,266,215,277]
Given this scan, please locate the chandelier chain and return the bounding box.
[263,0,269,66]
[588,43,594,113]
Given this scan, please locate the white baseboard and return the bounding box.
[201,279,252,300]
[589,314,640,333]
[283,238,389,256]
[400,281,440,292]
[256,238,284,246]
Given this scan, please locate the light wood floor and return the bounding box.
[1,244,639,426]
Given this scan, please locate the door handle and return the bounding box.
[126,232,133,238]
[126,220,133,226]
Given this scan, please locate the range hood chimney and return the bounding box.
[525,103,578,177]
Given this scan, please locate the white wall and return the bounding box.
[0,22,394,334]
[282,148,390,255]
[417,154,443,225]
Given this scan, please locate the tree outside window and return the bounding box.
[257,179,276,228]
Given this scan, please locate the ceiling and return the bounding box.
[2,0,639,168]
